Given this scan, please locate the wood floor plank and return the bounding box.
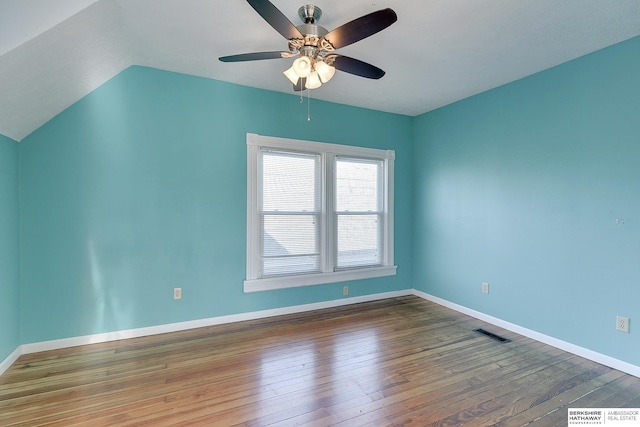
[1,296,638,426]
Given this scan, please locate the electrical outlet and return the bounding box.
[343,286,349,296]
[482,282,489,294]
[174,287,182,300]
[616,316,629,333]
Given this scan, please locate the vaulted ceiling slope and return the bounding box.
[2,0,640,141]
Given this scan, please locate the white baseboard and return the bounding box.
[5,288,638,380]
[21,289,412,355]
[0,346,22,377]
[412,289,640,378]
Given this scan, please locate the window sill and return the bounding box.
[244,265,397,293]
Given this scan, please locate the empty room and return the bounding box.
[1,1,639,425]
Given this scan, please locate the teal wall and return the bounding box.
[413,36,640,366]
[7,36,640,371]
[0,134,20,361]
[19,66,414,344]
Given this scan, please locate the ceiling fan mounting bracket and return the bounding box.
[298,5,322,24]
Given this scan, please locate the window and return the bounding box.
[245,133,396,292]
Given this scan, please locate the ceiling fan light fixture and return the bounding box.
[292,56,312,78]
[306,71,322,89]
[283,66,299,85]
[315,60,335,83]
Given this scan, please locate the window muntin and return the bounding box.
[245,133,396,292]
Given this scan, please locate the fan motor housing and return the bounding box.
[297,23,328,38]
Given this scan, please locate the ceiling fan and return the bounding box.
[219,0,397,91]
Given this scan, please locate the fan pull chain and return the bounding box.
[299,78,304,103]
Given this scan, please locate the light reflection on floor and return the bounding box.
[253,327,383,421]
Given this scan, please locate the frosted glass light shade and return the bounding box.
[305,71,322,89]
[315,60,335,83]
[283,66,299,85]
[292,56,312,78]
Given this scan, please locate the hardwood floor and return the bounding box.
[1,296,639,426]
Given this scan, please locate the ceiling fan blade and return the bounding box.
[323,8,397,50]
[247,0,303,40]
[219,51,292,62]
[331,55,385,79]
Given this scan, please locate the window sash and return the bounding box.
[335,213,384,269]
[261,212,321,277]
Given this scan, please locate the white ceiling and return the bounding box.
[2,0,640,141]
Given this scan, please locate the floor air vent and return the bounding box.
[473,328,511,343]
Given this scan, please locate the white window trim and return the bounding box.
[244,133,396,293]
